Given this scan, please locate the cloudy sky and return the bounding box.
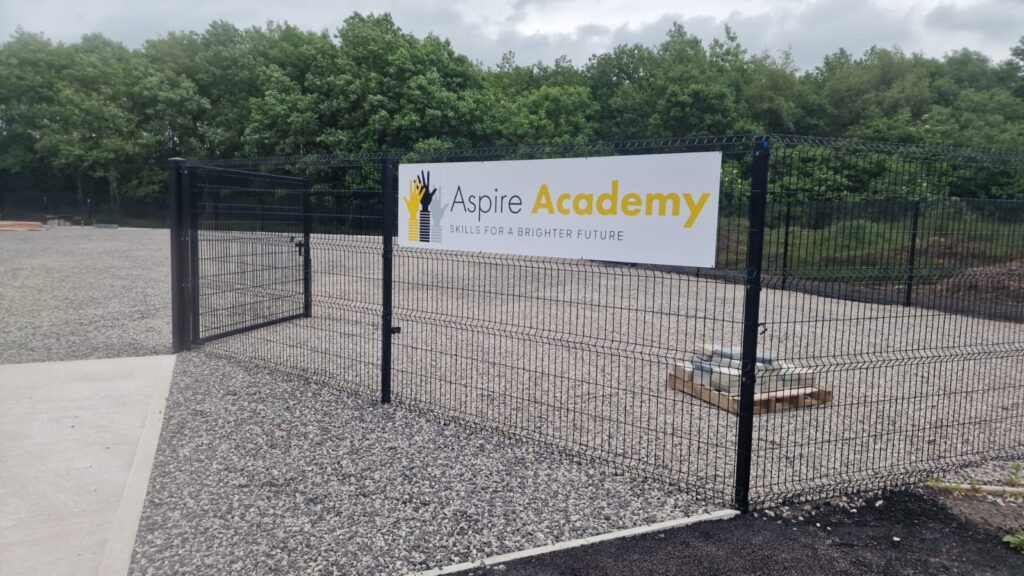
[1,0,1022,69]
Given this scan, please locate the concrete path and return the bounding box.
[0,355,175,576]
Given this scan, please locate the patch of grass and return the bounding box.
[717,205,1024,285]
[926,478,971,493]
[1007,462,1022,488]
[1004,531,1024,553]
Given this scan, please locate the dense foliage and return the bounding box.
[2,13,1024,205]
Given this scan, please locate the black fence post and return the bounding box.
[302,182,313,319]
[905,199,921,307]
[381,157,397,404]
[735,137,770,513]
[184,166,201,345]
[169,158,192,353]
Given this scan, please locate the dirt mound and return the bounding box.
[917,237,998,265]
[919,260,1024,305]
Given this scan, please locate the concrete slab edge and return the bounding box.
[97,355,177,576]
[409,508,740,576]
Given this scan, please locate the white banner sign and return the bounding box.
[397,152,721,267]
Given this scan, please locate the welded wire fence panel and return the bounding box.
[190,160,386,396]
[173,135,1024,510]
[0,189,169,227]
[750,139,1024,506]
[189,167,310,343]
[389,138,757,505]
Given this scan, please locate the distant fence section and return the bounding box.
[0,189,168,227]
[168,135,1024,511]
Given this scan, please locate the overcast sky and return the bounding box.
[1,0,1022,70]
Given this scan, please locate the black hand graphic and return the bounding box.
[416,170,438,212]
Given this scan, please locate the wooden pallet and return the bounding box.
[0,221,45,231]
[667,372,832,414]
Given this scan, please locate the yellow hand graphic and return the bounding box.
[403,180,425,216]
[404,180,425,241]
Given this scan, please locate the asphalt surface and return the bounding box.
[459,490,1024,576]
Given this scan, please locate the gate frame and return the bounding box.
[169,160,314,352]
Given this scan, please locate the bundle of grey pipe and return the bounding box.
[675,345,817,395]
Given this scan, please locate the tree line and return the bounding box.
[2,12,1024,207]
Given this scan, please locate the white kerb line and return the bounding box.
[409,508,739,576]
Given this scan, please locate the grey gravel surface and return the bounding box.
[943,459,1024,487]
[130,352,708,576]
[0,227,170,363]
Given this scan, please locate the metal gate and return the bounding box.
[169,160,313,349]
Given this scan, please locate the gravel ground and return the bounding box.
[942,459,1024,487]
[130,352,707,575]
[0,226,171,363]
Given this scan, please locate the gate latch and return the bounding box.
[390,326,402,335]
[290,236,308,256]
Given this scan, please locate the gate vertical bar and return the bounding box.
[302,183,313,318]
[381,157,397,404]
[780,200,792,290]
[184,166,201,344]
[905,199,921,307]
[168,158,190,352]
[735,137,770,512]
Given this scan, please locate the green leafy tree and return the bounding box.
[243,64,318,155]
[32,35,145,204]
[585,44,660,140]
[0,30,70,185]
[498,85,597,145]
[319,13,493,152]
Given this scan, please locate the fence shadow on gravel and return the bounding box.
[167,135,1024,511]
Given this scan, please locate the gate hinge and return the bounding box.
[390,326,402,335]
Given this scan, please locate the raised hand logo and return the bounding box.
[430,200,449,243]
[403,178,425,242]
[416,171,437,213]
[414,171,439,243]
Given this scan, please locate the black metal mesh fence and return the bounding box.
[183,159,387,396]
[187,167,310,343]
[387,139,755,504]
[750,137,1024,506]
[170,135,1024,509]
[0,189,169,227]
